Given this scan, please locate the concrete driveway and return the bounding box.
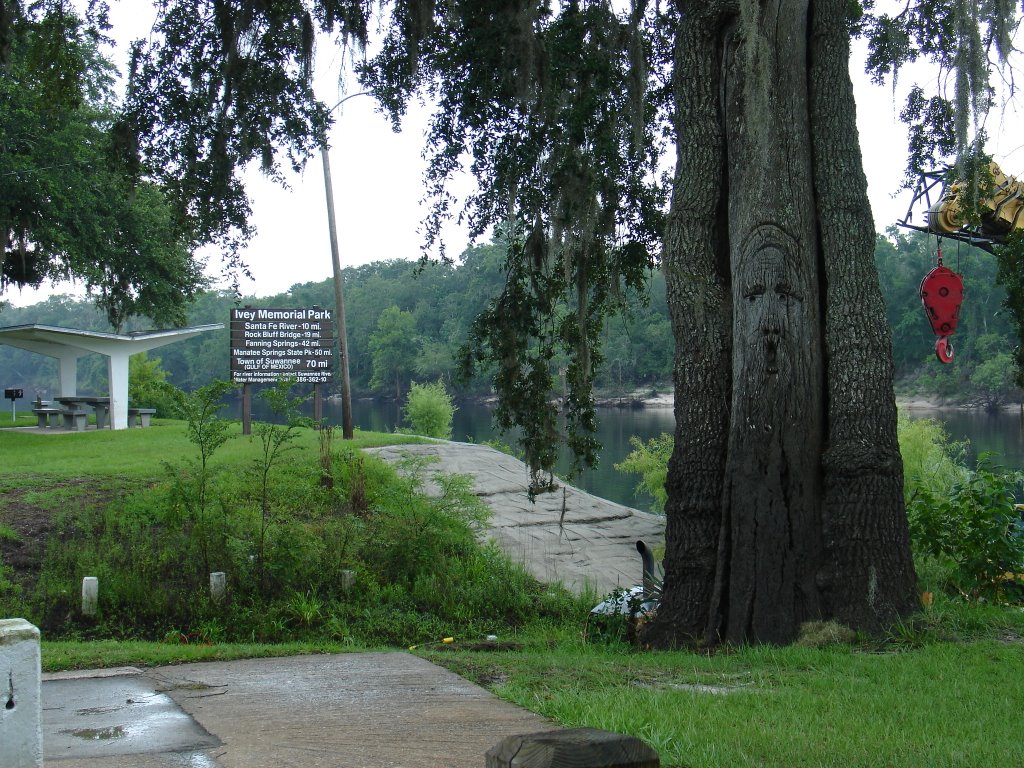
[43,653,553,767]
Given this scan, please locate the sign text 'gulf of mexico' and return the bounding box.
[230,307,335,384]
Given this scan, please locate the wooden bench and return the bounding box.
[32,407,63,428]
[127,408,157,428]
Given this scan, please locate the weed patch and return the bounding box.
[0,409,584,645]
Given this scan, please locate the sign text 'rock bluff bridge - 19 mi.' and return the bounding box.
[229,307,336,431]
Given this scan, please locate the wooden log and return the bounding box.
[486,728,659,768]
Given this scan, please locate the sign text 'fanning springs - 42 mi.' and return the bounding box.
[230,307,336,384]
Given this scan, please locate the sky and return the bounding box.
[5,4,1024,310]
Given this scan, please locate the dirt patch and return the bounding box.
[0,478,117,578]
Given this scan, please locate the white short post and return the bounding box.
[210,572,227,603]
[81,576,98,616]
[341,570,355,594]
[0,619,43,768]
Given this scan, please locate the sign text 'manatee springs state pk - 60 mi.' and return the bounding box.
[230,307,336,384]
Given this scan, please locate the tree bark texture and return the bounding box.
[648,0,917,647]
[808,0,919,629]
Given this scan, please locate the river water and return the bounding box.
[313,398,1024,513]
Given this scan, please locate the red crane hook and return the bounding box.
[919,245,964,365]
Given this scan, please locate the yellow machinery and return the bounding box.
[927,161,1024,240]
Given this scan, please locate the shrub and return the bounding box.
[403,380,455,439]
[482,438,523,459]
[165,379,238,576]
[897,412,968,504]
[249,380,310,591]
[615,433,672,512]
[907,454,1024,602]
[128,352,184,417]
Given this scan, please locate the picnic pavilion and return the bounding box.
[0,323,223,430]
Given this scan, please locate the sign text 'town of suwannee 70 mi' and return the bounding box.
[230,307,335,384]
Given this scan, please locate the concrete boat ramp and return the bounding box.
[365,441,666,595]
[39,441,664,766]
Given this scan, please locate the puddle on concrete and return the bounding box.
[64,725,127,740]
[44,675,221,760]
[76,704,125,716]
[176,751,221,767]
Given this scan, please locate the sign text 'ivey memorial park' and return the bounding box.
[230,308,335,384]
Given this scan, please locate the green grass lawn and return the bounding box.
[426,635,1024,767]
[0,409,39,428]
[0,418,428,479]
[41,638,370,671]
[3,418,1024,767]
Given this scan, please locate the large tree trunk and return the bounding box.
[809,0,919,631]
[647,0,917,647]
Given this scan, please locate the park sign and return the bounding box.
[230,307,335,384]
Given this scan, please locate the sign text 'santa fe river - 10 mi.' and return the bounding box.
[229,308,336,384]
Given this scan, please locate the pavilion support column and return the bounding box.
[57,355,79,398]
[108,353,130,430]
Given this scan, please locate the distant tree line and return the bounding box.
[0,239,673,401]
[0,231,1019,409]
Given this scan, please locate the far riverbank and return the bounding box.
[592,390,1022,413]
[318,391,1024,511]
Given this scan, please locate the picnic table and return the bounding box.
[54,397,111,431]
[31,397,153,431]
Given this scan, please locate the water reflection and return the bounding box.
[905,407,1024,470]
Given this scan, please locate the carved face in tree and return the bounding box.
[735,228,812,403]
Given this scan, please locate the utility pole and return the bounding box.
[320,92,367,440]
[321,146,354,438]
